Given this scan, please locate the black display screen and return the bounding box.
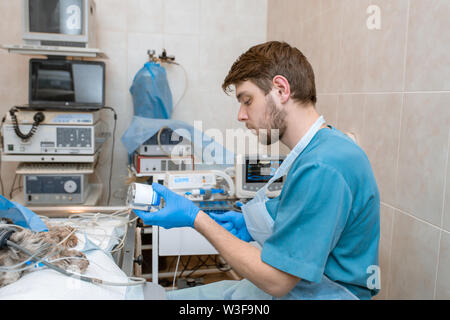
[30,59,104,106]
[245,159,283,183]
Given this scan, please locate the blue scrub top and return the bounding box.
[261,126,380,300]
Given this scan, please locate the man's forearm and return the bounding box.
[193,210,299,297]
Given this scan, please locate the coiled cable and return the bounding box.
[9,108,45,141]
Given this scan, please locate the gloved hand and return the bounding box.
[208,210,254,242]
[133,183,200,229]
[0,194,48,232]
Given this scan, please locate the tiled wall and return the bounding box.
[0,0,267,204]
[268,0,450,299]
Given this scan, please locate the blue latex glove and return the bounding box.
[208,210,254,242]
[133,183,200,229]
[0,194,48,232]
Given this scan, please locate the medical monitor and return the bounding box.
[22,0,97,48]
[29,58,105,108]
[235,154,286,199]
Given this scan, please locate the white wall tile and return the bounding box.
[95,0,127,32]
[164,9,199,35]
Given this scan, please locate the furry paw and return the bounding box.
[52,249,89,274]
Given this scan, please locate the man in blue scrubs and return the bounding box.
[135,41,380,300]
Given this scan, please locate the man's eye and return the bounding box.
[244,100,251,106]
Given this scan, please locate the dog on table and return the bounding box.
[0,219,89,288]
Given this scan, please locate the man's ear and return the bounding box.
[272,75,291,104]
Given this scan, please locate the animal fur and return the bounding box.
[0,222,89,288]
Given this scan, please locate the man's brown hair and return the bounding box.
[222,41,317,105]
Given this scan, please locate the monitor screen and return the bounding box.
[28,0,84,35]
[245,159,283,184]
[29,59,104,106]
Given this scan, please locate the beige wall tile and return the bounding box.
[362,94,402,205]
[265,0,450,301]
[436,231,450,299]
[405,0,450,91]
[337,0,409,93]
[341,0,371,37]
[364,0,408,92]
[268,0,319,42]
[316,94,338,127]
[336,94,366,147]
[320,0,342,15]
[284,0,311,45]
[388,211,440,299]
[295,14,320,73]
[266,0,290,41]
[0,0,22,44]
[338,29,368,93]
[0,53,29,107]
[268,0,308,45]
[315,2,343,94]
[297,0,321,23]
[373,204,394,300]
[396,93,450,226]
[444,131,450,231]
[339,0,369,92]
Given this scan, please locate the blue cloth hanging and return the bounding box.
[130,62,173,119]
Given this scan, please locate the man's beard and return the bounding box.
[257,95,287,145]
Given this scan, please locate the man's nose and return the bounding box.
[237,105,248,122]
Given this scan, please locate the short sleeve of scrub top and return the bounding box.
[261,162,352,283]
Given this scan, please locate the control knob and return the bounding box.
[64,180,77,193]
